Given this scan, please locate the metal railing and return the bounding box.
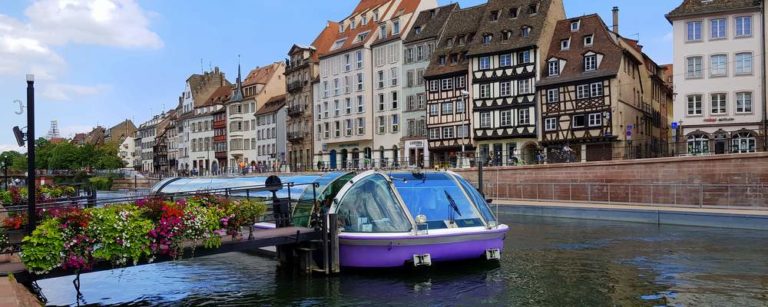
[473,181,768,210]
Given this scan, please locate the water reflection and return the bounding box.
[37,213,768,306]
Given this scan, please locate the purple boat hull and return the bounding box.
[338,226,509,268]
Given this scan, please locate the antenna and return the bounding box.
[200,58,204,74]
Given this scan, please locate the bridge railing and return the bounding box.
[475,182,768,210]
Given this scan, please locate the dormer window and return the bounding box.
[450,54,458,64]
[509,7,519,18]
[490,10,500,21]
[373,9,379,21]
[458,35,466,45]
[560,39,570,50]
[570,20,580,32]
[548,59,560,76]
[521,26,531,38]
[446,37,453,48]
[339,24,345,33]
[584,54,597,71]
[362,16,368,25]
[430,9,436,18]
[331,38,347,51]
[414,26,422,35]
[355,32,369,43]
[350,20,356,30]
[584,35,594,46]
[438,55,447,65]
[528,4,538,15]
[483,33,493,45]
[393,20,401,35]
[379,24,387,39]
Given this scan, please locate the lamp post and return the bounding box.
[459,90,470,168]
[26,74,36,235]
[1,153,9,191]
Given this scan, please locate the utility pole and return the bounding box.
[26,74,36,235]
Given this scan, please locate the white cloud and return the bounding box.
[41,83,110,101]
[0,144,26,154]
[0,0,162,90]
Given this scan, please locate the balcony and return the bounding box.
[215,151,228,160]
[214,135,227,142]
[285,59,309,73]
[287,80,307,93]
[287,104,306,118]
[288,132,307,143]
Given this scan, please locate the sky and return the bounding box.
[0,0,680,153]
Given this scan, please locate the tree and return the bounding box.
[48,142,80,170]
[1,151,26,172]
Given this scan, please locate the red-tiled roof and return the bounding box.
[311,21,340,61]
[351,0,390,16]
[244,63,281,86]
[318,0,398,57]
[204,85,233,106]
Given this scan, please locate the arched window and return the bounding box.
[687,133,709,155]
[732,132,756,153]
[336,174,411,233]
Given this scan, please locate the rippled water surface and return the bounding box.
[37,213,768,306]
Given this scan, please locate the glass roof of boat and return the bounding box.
[151,176,322,200]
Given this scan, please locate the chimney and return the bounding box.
[612,6,619,34]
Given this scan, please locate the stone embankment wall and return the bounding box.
[454,153,768,208]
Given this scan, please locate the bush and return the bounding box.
[89,176,113,191]
[20,219,65,274]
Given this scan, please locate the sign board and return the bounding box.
[671,122,679,129]
[626,125,632,139]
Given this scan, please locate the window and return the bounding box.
[509,8,519,18]
[334,121,341,137]
[377,116,386,134]
[710,54,727,76]
[588,113,602,127]
[442,127,454,139]
[345,98,352,114]
[584,55,597,71]
[500,110,512,126]
[356,73,364,91]
[334,100,340,116]
[518,79,532,95]
[344,54,351,71]
[417,94,426,110]
[544,118,557,131]
[479,56,491,69]
[406,70,414,87]
[590,82,603,97]
[345,76,351,93]
[442,102,453,114]
[547,89,559,103]
[732,132,756,153]
[687,134,709,154]
[392,20,400,35]
[686,21,702,41]
[379,24,387,39]
[499,81,511,97]
[686,56,703,78]
[500,54,512,67]
[438,55,447,65]
[405,48,414,64]
[571,85,589,101]
[441,78,453,90]
[584,35,593,46]
[414,26,421,35]
[483,34,493,45]
[456,98,465,113]
[521,26,531,38]
[518,109,529,125]
[490,10,499,21]
[429,80,439,91]
[391,92,398,109]
[323,81,329,98]
[710,93,727,115]
[548,60,559,76]
[518,50,531,64]
[345,119,353,136]
[429,128,440,140]
[323,102,329,118]
[502,31,512,41]
[378,94,385,111]
[391,114,399,132]
[528,3,538,14]
[429,104,439,116]
[480,112,492,128]
[735,53,753,75]
[390,67,398,86]
[456,125,469,138]
[736,92,753,113]
[479,84,491,98]
[457,76,466,88]
[334,78,340,96]
[710,18,726,39]
[687,95,702,116]
[572,115,585,128]
[324,123,329,138]
[356,50,363,69]
[571,20,580,31]
[377,70,385,89]
[560,39,570,50]
[357,96,364,113]
[735,16,752,37]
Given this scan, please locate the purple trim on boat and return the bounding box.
[338,225,508,241]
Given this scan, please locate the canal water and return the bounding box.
[36,212,768,306]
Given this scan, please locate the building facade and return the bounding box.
[537,12,673,162]
[667,0,765,155]
[285,44,324,172]
[400,4,457,168]
[254,95,287,172]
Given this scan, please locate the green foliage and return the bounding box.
[87,205,153,266]
[20,219,65,274]
[89,176,113,191]
[183,204,225,249]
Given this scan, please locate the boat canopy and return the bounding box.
[292,172,355,227]
[150,176,321,200]
[331,171,497,233]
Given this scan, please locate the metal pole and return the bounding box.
[478,155,484,197]
[26,75,36,235]
[699,184,704,208]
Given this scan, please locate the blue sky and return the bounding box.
[0,0,679,152]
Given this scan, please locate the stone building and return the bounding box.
[254,94,287,171]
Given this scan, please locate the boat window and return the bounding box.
[455,174,497,225]
[393,173,483,229]
[336,174,412,233]
[293,172,354,227]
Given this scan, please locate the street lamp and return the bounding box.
[1,153,9,191]
[459,90,470,168]
[25,74,37,235]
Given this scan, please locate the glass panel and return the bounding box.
[336,174,412,233]
[455,174,497,224]
[293,172,354,227]
[392,173,483,229]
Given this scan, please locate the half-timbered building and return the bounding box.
[537,12,673,162]
[467,0,565,166]
[424,4,486,168]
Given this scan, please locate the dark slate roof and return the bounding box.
[402,3,459,44]
[666,0,762,21]
[255,94,286,116]
[537,14,625,87]
[424,4,487,78]
[467,0,564,56]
